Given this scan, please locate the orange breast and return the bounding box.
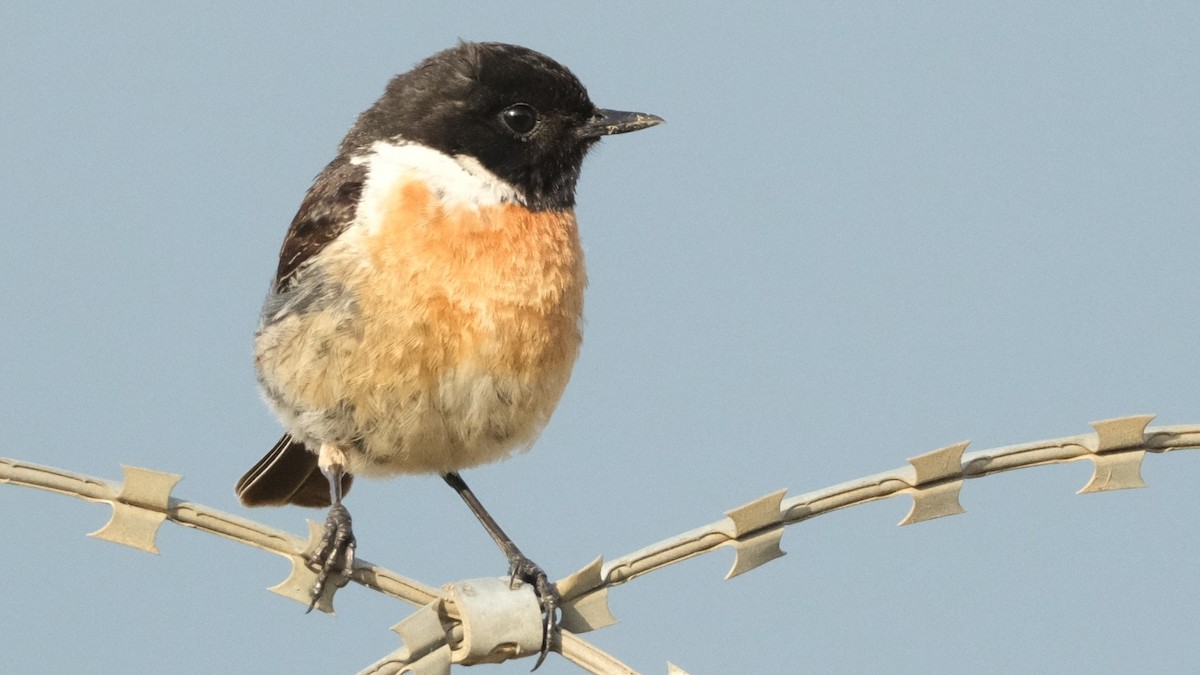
[362,179,585,377]
[304,178,589,472]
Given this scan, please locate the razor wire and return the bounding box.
[1,413,1196,674]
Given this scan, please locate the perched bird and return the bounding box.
[235,41,661,664]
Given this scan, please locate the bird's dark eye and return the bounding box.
[500,103,538,136]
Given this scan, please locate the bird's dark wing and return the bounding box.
[273,157,367,292]
[241,158,365,508]
[236,434,353,508]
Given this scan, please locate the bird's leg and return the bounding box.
[443,471,560,668]
[306,442,357,612]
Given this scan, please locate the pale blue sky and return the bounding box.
[2,2,1198,673]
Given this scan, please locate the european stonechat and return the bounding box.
[235,41,661,664]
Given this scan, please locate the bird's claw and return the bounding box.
[305,503,356,612]
[508,556,561,670]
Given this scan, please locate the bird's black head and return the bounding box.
[341,42,662,210]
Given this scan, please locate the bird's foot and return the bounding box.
[508,555,561,670]
[306,503,356,612]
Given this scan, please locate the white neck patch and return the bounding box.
[350,141,522,233]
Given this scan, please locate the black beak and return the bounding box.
[578,108,665,139]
